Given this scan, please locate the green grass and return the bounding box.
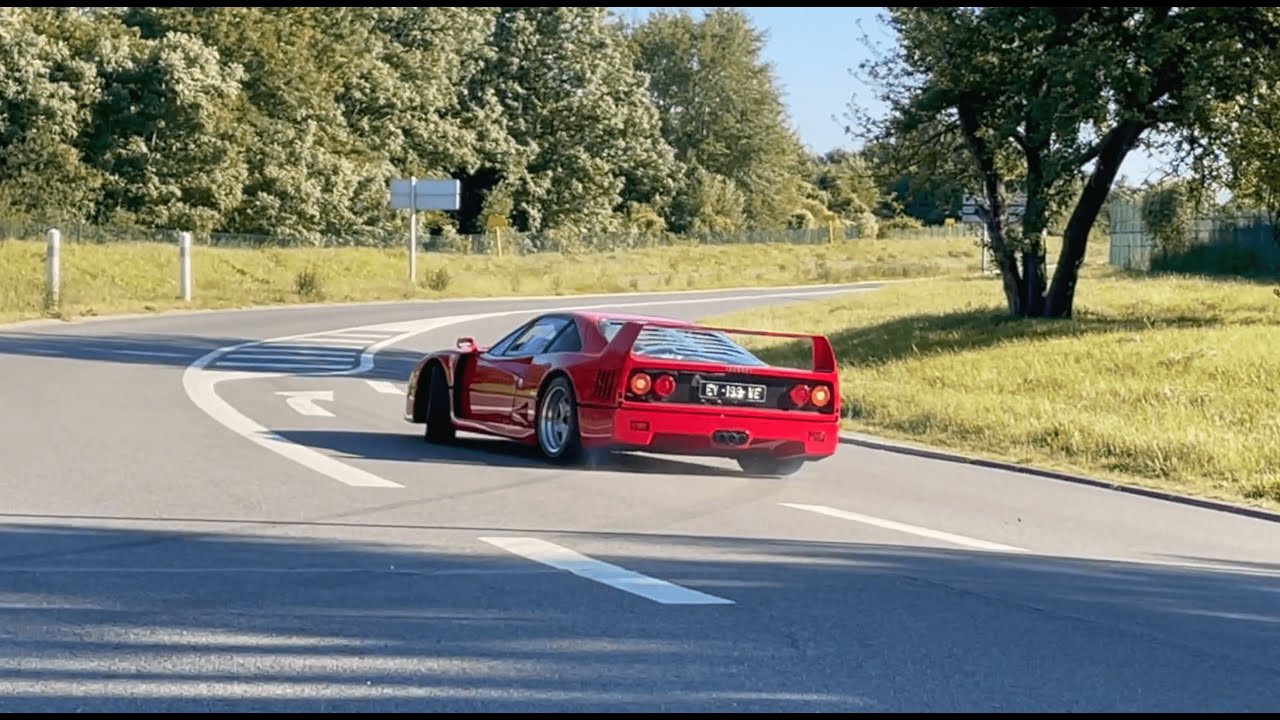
[700,266,1280,512]
[0,234,983,325]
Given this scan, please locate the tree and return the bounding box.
[1223,83,1280,241]
[628,8,807,229]
[809,149,882,220]
[857,118,974,224]
[853,7,1280,318]
[465,7,677,234]
[0,7,107,222]
[87,30,249,232]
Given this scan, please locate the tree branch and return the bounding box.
[1010,130,1028,153]
[874,117,961,177]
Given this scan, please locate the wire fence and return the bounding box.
[1108,198,1279,276]
[0,215,977,254]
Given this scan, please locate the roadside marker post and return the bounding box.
[45,228,60,310]
[179,231,193,301]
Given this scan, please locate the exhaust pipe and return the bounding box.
[713,430,750,446]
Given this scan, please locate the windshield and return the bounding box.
[599,320,769,367]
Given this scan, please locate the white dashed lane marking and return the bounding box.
[207,330,407,373]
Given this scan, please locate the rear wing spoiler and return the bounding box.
[599,320,839,374]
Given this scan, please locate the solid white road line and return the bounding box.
[779,503,1029,554]
[366,380,404,395]
[481,536,735,605]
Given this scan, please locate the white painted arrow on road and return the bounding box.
[276,390,336,417]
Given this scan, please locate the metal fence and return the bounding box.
[1107,199,1153,270]
[1107,198,1279,275]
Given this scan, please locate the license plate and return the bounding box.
[699,380,767,404]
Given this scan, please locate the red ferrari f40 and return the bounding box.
[404,310,841,476]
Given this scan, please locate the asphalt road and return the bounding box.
[1,281,1279,713]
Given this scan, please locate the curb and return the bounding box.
[0,278,910,332]
[838,432,1280,524]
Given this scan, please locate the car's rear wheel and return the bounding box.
[737,453,805,477]
[536,376,582,464]
[423,363,456,444]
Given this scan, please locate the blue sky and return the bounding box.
[613,6,1167,185]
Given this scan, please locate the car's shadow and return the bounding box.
[274,429,749,478]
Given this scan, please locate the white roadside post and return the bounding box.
[389,177,461,285]
[179,231,193,301]
[45,228,61,310]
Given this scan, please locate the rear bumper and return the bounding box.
[579,404,839,460]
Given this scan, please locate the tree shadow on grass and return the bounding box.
[751,305,1260,371]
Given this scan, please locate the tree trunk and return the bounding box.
[1043,121,1144,318]
[1019,147,1050,317]
[990,221,1024,315]
[956,103,1025,315]
[1022,249,1047,316]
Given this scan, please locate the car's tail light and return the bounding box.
[653,373,676,398]
[629,372,652,396]
[788,383,811,407]
[811,385,832,408]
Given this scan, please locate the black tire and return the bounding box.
[737,453,805,477]
[423,363,456,444]
[535,375,583,464]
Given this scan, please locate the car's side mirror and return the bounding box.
[456,336,479,352]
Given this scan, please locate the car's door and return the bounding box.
[508,318,585,429]
[475,316,572,428]
[464,320,537,426]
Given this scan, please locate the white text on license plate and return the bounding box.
[702,381,766,402]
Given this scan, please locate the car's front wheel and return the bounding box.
[536,376,583,464]
[423,363,456,444]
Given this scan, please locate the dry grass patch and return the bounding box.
[0,234,983,324]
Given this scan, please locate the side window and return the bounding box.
[502,317,568,356]
[547,322,583,353]
[485,320,535,356]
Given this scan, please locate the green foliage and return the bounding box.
[473,8,676,234]
[89,30,249,232]
[1140,180,1210,255]
[809,149,882,220]
[425,265,451,292]
[851,6,1280,318]
[666,164,748,234]
[10,5,868,241]
[853,212,879,240]
[0,7,108,222]
[1222,85,1280,236]
[21,2,1276,264]
[293,266,323,298]
[879,215,925,236]
[626,8,808,229]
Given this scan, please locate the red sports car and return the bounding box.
[403,310,842,476]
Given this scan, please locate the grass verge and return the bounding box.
[0,234,982,325]
[699,266,1280,511]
